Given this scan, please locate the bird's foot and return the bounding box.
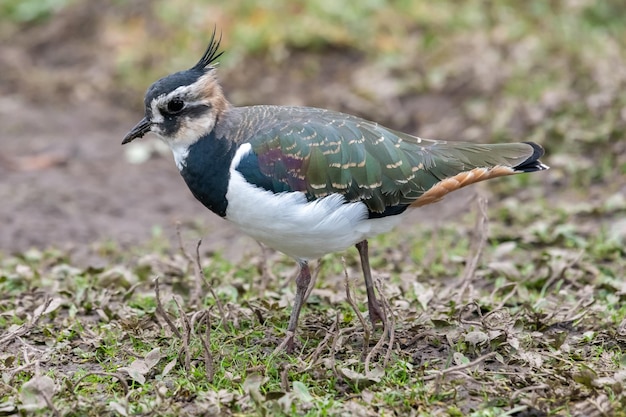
[273,331,296,354]
[367,298,385,327]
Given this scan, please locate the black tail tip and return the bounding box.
[515,142,549,172]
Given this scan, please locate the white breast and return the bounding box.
[225,144,405,260]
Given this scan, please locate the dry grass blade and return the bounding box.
[174,297,192,372]
[43,392,61,417]
[456,195,489,303]
[0,296,52,348]
[176,222,201,307]
[280,363,291,392]
[342,257,370,361]
[177,223,226,323]
[490,282,518,310]
[305,311,340,366]
[272,331,295,355]
[364,278,392,373]
[304,259,324,301]
[195,241,227,325]
[199,309,214,382]
[154,277,182,339]
[376,279,396,368]
[72,372,129,396]
[423,351,497,382]
[510,383,550,400]
[194,239,227,323]
[256,241,277,295]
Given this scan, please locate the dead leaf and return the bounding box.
[108,400,128,416]
[464,331,489,347]
[337,366,382,390]
[243,373,265,405]
[0,402,16,413]
[492,241,517,259]
[518,351,544,369]
[453,352,469,366]
[413,282,434,310]
[144,347,162,369]
[118,348,162,384]
[487,261,521,279]
[292,381,313,403]
[19,375,55,411]
[161,358,177,377]
[33,298,63,319]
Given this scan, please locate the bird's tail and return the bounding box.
[513,142,549,173]
[410,141,548,207]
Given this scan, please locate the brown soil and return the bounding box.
[0,5,483,263]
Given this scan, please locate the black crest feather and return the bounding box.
[193,28,224,71]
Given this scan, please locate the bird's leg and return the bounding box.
[275,261,311,353]
[355,240,384,325]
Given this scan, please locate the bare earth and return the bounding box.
[0,95,475,264]
[0,3,483,264]
[0,97,245,257]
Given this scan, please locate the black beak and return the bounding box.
[122,118,152,145]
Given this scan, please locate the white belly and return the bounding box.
[225,169,404,260]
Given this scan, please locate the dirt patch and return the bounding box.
[0,97,251,259]
[0,14,473,263]
[0,93,473,265]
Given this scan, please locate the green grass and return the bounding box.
[1,196,625,415]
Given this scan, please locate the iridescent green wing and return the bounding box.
[238,106,538,213]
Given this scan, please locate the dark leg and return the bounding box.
[274,261,311,353]
[356,240,384,325]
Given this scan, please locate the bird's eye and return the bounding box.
[165,99,185,114]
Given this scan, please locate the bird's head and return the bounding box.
[122,31,229,147]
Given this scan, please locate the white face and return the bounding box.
[146,72,228,148]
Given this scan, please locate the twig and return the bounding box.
[423,351,497,382]
[510,383,550,401]
[364,278,392,373]
[7,352,32,386]
[194,240,227,325]
[305,312,340,366]
[73,372,129,395]
[456,195,489,303]
[42,391,61,417]
[401,330,435,349]
[154,277,182,338]
[272,331,295,355]
[329,321,342,379]
[490,282,518,311]
[176,222,202,307]
[0,296,52,347]
[256,241,277,295]
[304,259,324,302]
[177,224,227,324]
[174,297,191,372]
[342,257,370,361]
[375,279,396,368]
[458,301,484,327]
[199,309,214,382]
[280,364,291,392]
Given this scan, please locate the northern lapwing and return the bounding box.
[123,32,548,351]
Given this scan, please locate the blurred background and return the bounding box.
[1,0,625,260]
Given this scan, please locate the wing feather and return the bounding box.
[234,106,545,214]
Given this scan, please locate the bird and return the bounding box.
[122,31,548,351]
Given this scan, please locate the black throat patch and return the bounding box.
[179,131,237,217]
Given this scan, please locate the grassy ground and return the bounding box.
[2,197,625,416]
[2,1,626,416]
